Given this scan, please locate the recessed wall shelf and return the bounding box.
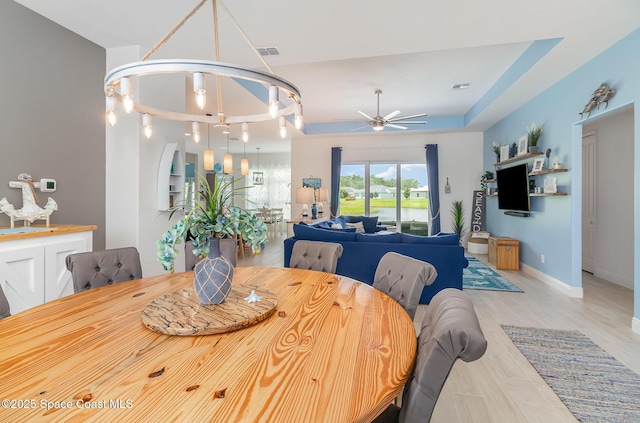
[529,168,568,176]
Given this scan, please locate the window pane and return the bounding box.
[339,164,365,216]
[400,164,429,235]
[370,163,397,224]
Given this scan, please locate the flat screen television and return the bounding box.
[496,163,530,215]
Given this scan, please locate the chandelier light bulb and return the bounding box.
[193,72,206,110]
[279,116,287,139]
[294,103,303,130]
[105,96,117,126]
[242,122,249,142]
[269,85,279,118]
[192,121,201,143]
[143,114,153,139]
[120,77,134,113]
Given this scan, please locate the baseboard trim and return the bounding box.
[521,263,584,298]
[632,318,640,335]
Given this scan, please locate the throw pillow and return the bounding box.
[345,221,365,233]
[330,223,343,229]
[293,223,357,242]
[343,215,379,233]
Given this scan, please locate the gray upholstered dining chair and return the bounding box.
[372,288,487,423]
[65,247,143,293]
[289,240,343,273]
[373,252,438,320]
[0,285,10,320]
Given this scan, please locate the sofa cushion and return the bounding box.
[356,232,402,243]
[345,221,365,233]
[343,215,379,233]
[401,233,460,245]
[293,223,357,242]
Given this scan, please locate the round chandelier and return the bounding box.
[104,0,303,141]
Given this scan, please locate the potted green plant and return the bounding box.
[480,170,494,194]
[491,141,502,162]
[450,200,465,241]
[526,122,544,152]
[157,173,267,272]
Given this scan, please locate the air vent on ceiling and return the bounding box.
[257,46,280,56]
[452,83,470,90]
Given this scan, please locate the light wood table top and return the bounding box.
[0,267,416,422]
[0,223,97,242]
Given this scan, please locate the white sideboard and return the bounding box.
[0,224,96,314]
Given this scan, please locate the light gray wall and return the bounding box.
[584,107,634,289]
[0,1,106,249]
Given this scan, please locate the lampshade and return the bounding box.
[240,158,249,175]
[223,153,233,174]
[316,188,328,202]
[204,149,214,171]
[295,187,315,204]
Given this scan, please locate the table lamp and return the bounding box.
[295,187,315,218]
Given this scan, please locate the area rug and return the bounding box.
[502,325,640,422]
[463,255,523,292]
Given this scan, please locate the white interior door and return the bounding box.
[582,132,596,273]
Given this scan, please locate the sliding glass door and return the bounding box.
[340,162,428,233]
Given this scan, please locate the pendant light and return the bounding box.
[252,147,263,185]
[223,133,233,174]
[240,141,249,176]
[203,122,214,171]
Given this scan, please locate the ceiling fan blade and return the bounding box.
[392,121,427,125]
[382,110,401,120]
[358,110,374,120]
[388,113,428,121]
[386,124,407,130]
[350,125,369,132]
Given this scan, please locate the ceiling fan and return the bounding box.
[354,89,427,131]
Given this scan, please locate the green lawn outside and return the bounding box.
[339,198,428,215]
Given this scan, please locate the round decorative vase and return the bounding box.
[193,238,234,304]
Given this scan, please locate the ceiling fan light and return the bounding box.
[106,96,117,126]
[372,122,384,131]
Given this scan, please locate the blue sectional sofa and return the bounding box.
[283,222,468,304]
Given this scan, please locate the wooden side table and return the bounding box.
[488,236,520,270]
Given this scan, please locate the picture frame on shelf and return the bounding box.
[532,157,545,173]
[500,145,510,162]
[517,135,528,156]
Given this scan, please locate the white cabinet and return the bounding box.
[158,142,185,211]
[0,226,94,314]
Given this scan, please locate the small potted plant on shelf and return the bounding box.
[526,122,544,153]
[491,141,502,162]
[157,173,267,273]
[480,171,494,194]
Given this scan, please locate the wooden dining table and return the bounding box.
[0,267,416,422]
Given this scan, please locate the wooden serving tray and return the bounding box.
[141,283,277,336]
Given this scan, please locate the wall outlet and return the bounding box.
[541,254,545,264]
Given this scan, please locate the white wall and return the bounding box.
[290,131,484,232]
[583,107,634,289]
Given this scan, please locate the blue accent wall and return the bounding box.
[483,27,640,321]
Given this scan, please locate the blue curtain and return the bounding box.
[425,144,440,234]
[330,147,342,218]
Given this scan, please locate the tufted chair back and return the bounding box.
[372,288,487,423]
[0,285,10,320]
[289,240,343,273]
[373,252,438,320]
[65,247,143,293]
